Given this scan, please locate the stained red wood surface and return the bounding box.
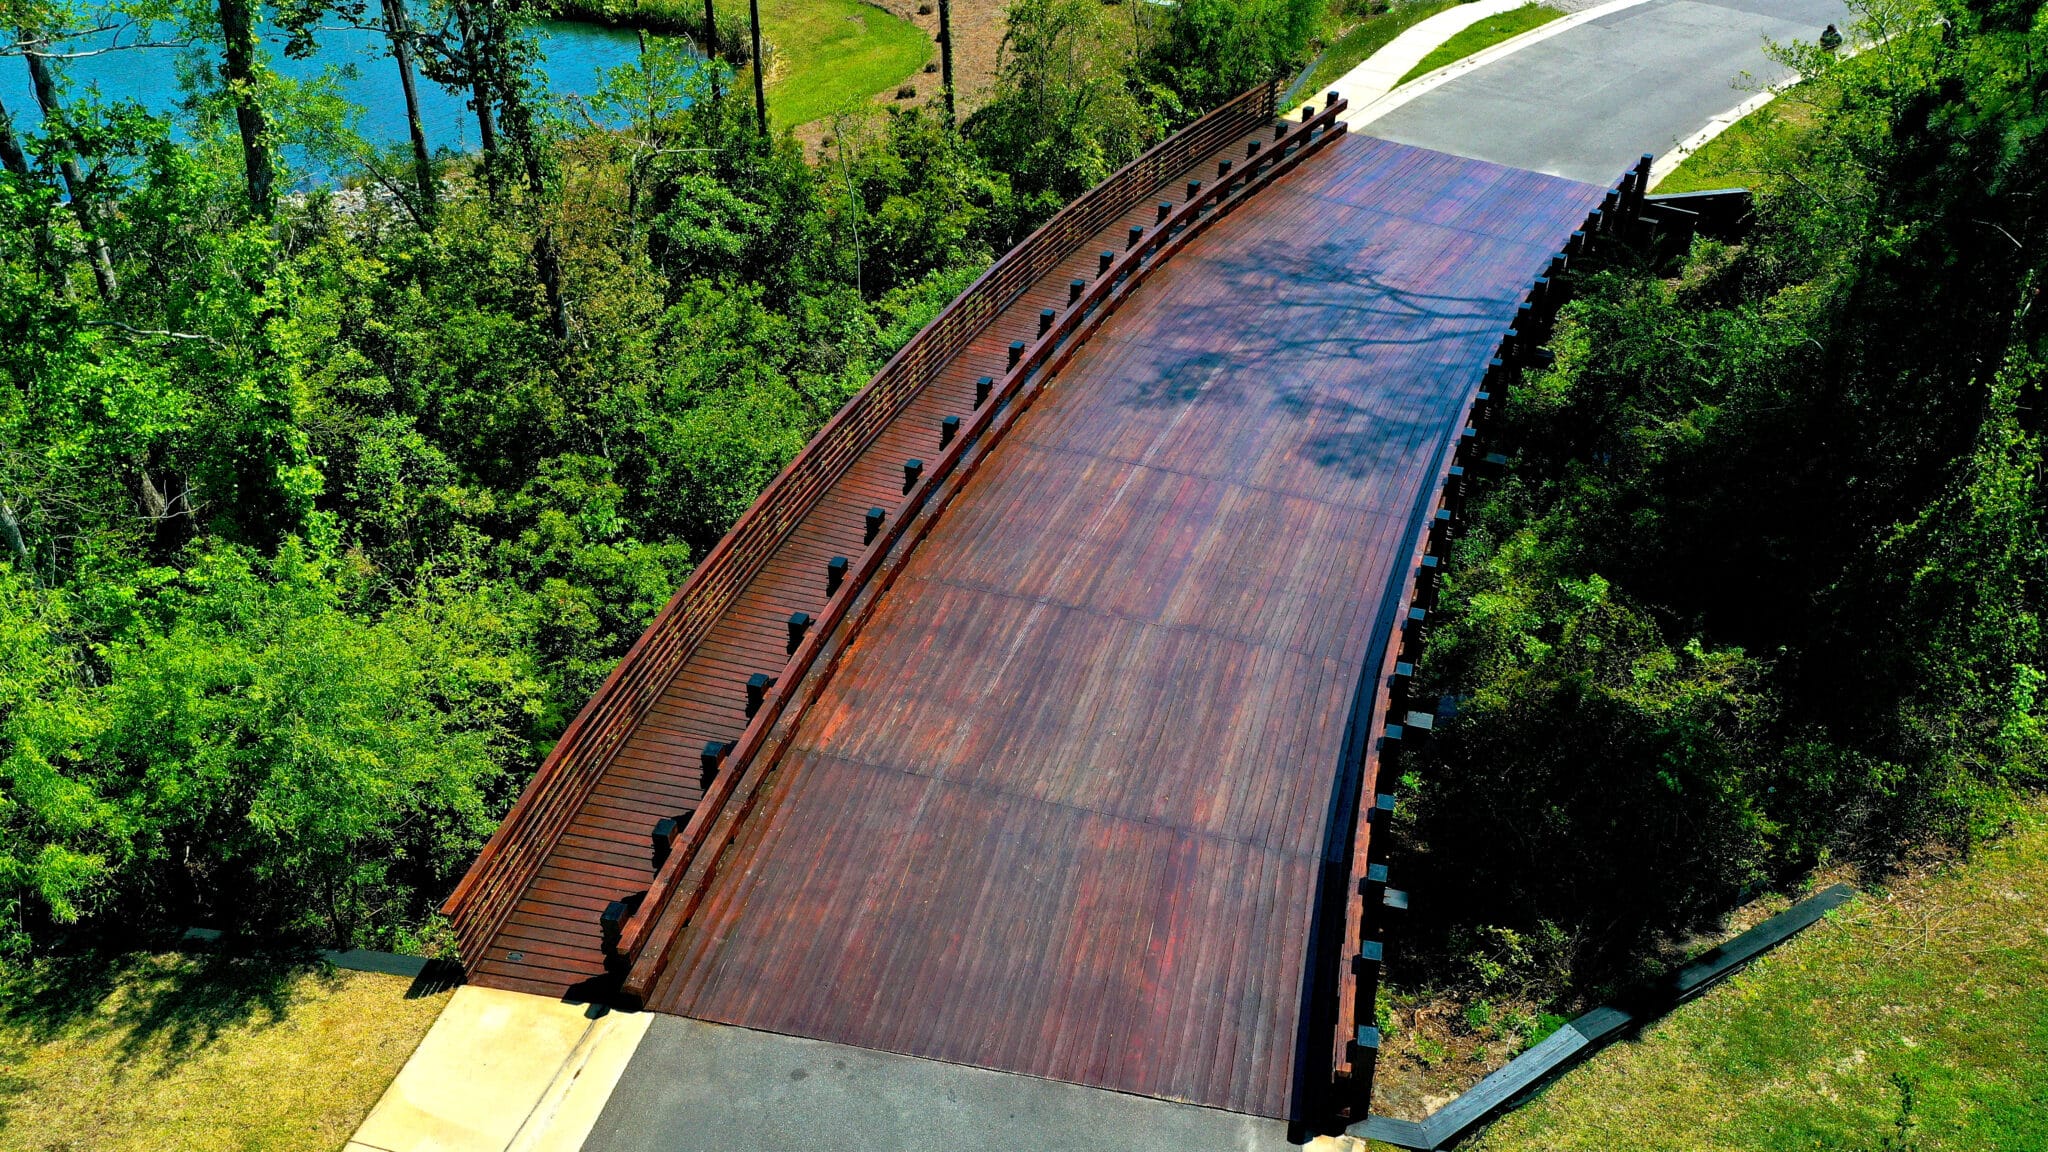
[464,91,1299,998]
[643,136,1601,1118]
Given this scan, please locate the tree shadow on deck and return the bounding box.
[1109,260,1519,484]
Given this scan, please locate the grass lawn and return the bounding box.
[1398,2,1563,84]
[1652,88,1815,194]
[1446,797,2048,1152]
[561,0,931,129]
[0,951,451,1152]
[1289,1,1467,112]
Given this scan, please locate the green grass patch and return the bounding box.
[1653,87,1816,194]
[1289,1,1468,112]
[1397,2,1562,84]
[0,952,451,1151]
[1456,797,2048,1152]
[560,0,931,128]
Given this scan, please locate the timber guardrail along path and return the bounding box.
[445,79,1632,1130]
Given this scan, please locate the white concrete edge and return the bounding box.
[1341,0,1662,128]
[509,1008,654,1152]
[1299,0,1533,113]
[1646,83,1788,188]
[1647,33,1890,189]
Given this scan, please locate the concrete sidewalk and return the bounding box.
[346,986,651,1152]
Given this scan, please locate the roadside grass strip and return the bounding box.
[1397,3,1565,84]
[1461,798,2048,1152]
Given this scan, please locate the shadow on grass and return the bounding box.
[0,945,343,1072]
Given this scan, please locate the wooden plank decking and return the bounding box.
[452,85,1315,999]
[636,136,1602,1119]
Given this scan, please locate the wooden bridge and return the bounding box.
[443,83,1646,1128]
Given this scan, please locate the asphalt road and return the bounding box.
[1362,0,1852,184]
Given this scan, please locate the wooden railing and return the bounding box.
[442,81,1287,969]
[1333,155,1657,1125]
[616,93,1354,1006]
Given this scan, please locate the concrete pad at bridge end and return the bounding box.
[584,1014,1372,1152]
[346,985,652,1152]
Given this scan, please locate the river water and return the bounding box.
[0,19,658,186]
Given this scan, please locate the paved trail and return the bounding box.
[1360,0,1850,184]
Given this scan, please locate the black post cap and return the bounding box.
[1325,90,1339,107]
[1098,249,1114,275]
[600,899,630,953]
[1246,139,1261,157]
[1126,224,1144,250]
[1157,200,1172,223]
[1007,339,1025,368]
[652,815,681,870]
[975,376,993,406]
[1186,179,1201,200]
[902,458,923,494]
[1302,104,1315,122]
[1038,307,1055,335]
[744,671,772,718]
[939,414,959,448]
[1217,158,1232,178]
[826,555,848,595]
[1069,277,1085,303]
[700,739,728,784]
[786,610,811,654]
[864,506,885,544]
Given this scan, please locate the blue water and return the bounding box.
[0,18,658,185]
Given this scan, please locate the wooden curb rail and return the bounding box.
[1336,154,1666,1121]
[616,94,1355,1006]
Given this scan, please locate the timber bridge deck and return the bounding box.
[444,82,1643,1126]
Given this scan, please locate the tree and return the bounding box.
[13,27,119,296]
[1139,0,1319,113]
[213,0,277,219]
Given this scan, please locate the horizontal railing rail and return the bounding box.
[442,81,1284,971]
[616,94,1353,1005]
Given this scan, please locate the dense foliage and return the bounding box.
[0,0,1314,955]
[1401,0,2048,999]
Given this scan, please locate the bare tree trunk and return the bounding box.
[20,46,117,298]
[493,59,569,339]
[747,0,765,134]
[453,0,501,202]
[0,92,28,175]
[0,496,33,582]
[380,0,437,220]
[215,0,276,220]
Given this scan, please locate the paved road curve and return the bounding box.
[1360,0,1851,184]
